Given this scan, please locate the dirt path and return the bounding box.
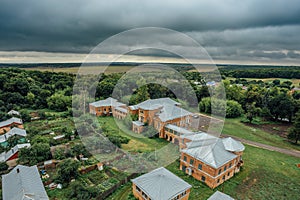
[222,134,300,158]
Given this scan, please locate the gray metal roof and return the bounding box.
[222,137,245,152]
[183,132,216,141]
[0,127,27,143]
[132,121,144,126]
[182,134,237,169]
[114,106,128,113]
[208,191,234,200]
[131,167,191,200]
[133,98,180,110]
[157,104,191,122]
[0,143,31,162]
[128,105,139,110]
[165,124,193,135]
[0,117,23,128]
[2,165,49,200]
[89,97,125,107]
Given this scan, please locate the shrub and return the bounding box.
[0,162,8,171]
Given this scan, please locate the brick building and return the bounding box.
[131,167,192,200]
[180,132,245,189]
[89,97,128,119]
[128,98,192,136]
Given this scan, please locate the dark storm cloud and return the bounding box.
[0,0,300,62]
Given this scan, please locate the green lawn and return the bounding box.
[107,144,300,200]
[222,118,300,151]
[98,117,169,152]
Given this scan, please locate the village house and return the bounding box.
[128,98,192,135]
[131,167,192,200]
[89,97,128,119]
[0,127,27,144]
[0,143,31,162]
[0,117,23,134]
[180,131,245,189]
[2,164,49,200]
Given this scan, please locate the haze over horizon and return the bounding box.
[1,0,300,65]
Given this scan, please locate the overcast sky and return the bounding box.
[1,0,300,65]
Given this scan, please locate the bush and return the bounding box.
[107,135,130,148]
[53,147,66,160]
[55,159,80,184]
[226,100,244,118]
[71,144,91,158]
[67,181,99,199]
[0,162,8,171]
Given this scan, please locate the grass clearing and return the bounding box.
[98,117,169,152]
[222,118,300,151]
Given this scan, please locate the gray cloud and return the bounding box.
[0,0,300,63]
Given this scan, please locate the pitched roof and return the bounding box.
[131,167,191,200]
[208,191,234,200]
[132,121,144,126]
[0,127,27,143]
[182,132,216,141]
[157,104,191,122]
[133,98,180,110]
[7,110,20,116]
[222,137,245,152]
[2,165,49,200]
[115,106,128,113]
[130,98,191,122]
[165,124,193,135]
[182,134,237,169]
[0,117,23,128]
[89,97,125,107]
[0,143,31,162]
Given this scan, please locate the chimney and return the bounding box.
[17,168,20,173]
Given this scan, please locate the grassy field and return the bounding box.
[98,117,169,152]
[107,144,300,200]
[21,65,186,74]
[222,118,300,151]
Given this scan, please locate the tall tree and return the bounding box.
[56,159,80,184]
[288,112,300,144]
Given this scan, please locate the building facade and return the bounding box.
[89,97,128,119]
[180,134,245,189]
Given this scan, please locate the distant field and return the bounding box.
[22,65,215,74]
[187,66,217,72]
[22,66,134,74]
